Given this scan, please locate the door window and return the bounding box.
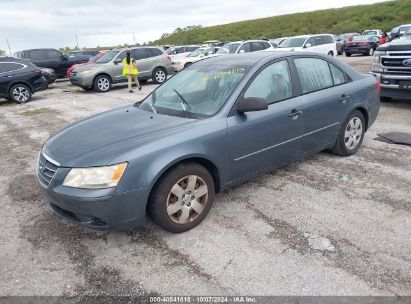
[133,49,151,60]
[313,36,325,46]
[244,60,293,104]
[239,43,251,53]
[260,42,272,50]
[149,48,163,57]
[323,35,334,44]
[0,62,26,73]
[48,50,62,59]
[306,37,315,47]
[28,50,48,60]
[295,58,333,93]
[175,48,186,54]
[250,42,262,52]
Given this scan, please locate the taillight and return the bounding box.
[376,80,381,93]
[165,55,171,61]
[359,42,368,46]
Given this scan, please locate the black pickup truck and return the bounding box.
[15,48,89,78]
[372,34,411,100]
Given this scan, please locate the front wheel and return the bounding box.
[327,51,334,57]
[345,52,352,57]
[331,110,365,156]
[93,75,112,92]
[368,48,375,56]
[152,68,167,84]
[9,84,32,103]
[149,163,215,233]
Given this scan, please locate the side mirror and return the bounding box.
[236,97,268,114]
[305,43,312,48]
[114,58,122,64]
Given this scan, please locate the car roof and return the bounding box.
[113,46,163,51]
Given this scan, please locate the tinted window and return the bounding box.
[306,37,316,46]
[29,50,48,60]
[0,62,26,73]
[295,58,333,93]
[48,50,61,59]
[324,35,334,44]
[329,64,346,85]
[244,60,293,104]
[176,48,186,54]
[133,49,151,60]
[186,47,199,52]
[261,42,271,49]
[149,48,163,57]
[250,42,263,52]
[313,36,325,45]
[239,43,251,53]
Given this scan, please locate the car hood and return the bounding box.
[377,36,411,51]
[43,106,195,167]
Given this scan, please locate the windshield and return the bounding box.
[139,64,248,118]
[217,43,241,54]
[278,37,306,48]
[363,30,378,36]
[96,50,119,63]
[352,36,371,42]
[187,48,205,57]
[88,53,102,62]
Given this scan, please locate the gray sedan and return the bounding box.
[37,52,380,233]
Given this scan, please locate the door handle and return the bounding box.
[288,109,303,119]
[340,94,350,103]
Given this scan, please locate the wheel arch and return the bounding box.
[354,106,369,131]
[8,81,34,95]
[93,72,113,84]
[149,156,222,197]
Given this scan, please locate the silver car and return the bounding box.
[70,47,174,92]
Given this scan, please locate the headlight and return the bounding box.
[63,163,127,189]
[373,51,385,63]
[78,70,95,77]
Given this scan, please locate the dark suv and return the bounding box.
[15,48,89,78]
[0,57,48,103]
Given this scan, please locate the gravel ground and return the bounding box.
[0,55,410,297]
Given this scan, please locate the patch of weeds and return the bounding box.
[20,107,55,116]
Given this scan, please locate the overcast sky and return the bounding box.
[0,0,388,53]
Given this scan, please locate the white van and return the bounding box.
[272,34,337,56]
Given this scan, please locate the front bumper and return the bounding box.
[39,181,151,230]
[372,72,411,99]
[70,75,93,89]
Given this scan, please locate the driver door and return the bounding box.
[227,59,304,180]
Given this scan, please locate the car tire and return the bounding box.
[93,75,112,93]
[139,79,148,83]
[331,110,365,157]
[368,48,375,56]
[337,51,343,55]
[381,96,392,102]
[184,62,192,68]
[149,162,215,233]
[9,84,32,104]
[327,51,334,57]
[345,52,352,57]
[152,68,167,84]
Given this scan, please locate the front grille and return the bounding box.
[382,58,408,67]
[387,52,411,57]
[37,153,59,186]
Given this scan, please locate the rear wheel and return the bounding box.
[327,51,334,57]
[149,163,215,233]
[184,62,193,68]
[368,48,375,56]
[152,68,167,84]
[93,75,112,92]
[9,84,32,103]
[331,110,365,156]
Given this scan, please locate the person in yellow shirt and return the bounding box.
[122,50,142,93]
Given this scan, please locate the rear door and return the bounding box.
[227,59,304,180]
[292,56,351,154]
[133,48,153,78]
[0,61,31,96]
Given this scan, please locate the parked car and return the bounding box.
[67,50,100,58]
[344,35,380,56]
[70,47,173,92]
[172,47,220,72]
[275,34,337,56]
[67,51,107,78]
[372,31,411,100]
[37,52,380,232]
[40,68,57,84]
[15,48,89,78]
[269,37,288,48]
[388,24,411,41]
[216,40,273,55]
[0,57,48,103]
[167,45,201,61]
[362,29,387,44]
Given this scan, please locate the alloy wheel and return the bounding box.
[344,117,363,150]
[97,78,110,91]
[369,48,374,56]
[155,70,166,83]
[166,175,209,224]
[12,86,30,102]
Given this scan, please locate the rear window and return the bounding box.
[0,62,27,73]
[329,64,347,85]
[295,58,333,94]
[363,30,378,36]
[149,48,163,57]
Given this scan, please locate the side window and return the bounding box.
[0,62,25,73]
[261,42,271,50]
[48,50,61,59]
[244,60,293,104]
[186,47,198,52]
[133,49,151,60]
[149,48,163,57]
[176,48,186,54]
[295,58,333,93]
[306,37,315,46]
[313,36,325,46]
[329,63,346,85]
[239,43,251,53]
[116,51,127,61]
[0,63,6,73]
[29,50,48,60]
[324,35,334,44]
